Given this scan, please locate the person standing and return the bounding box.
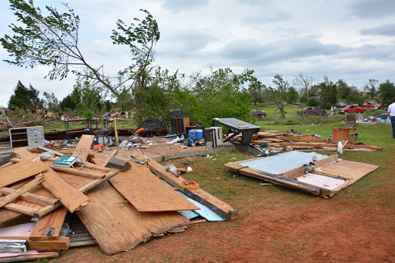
[388,98,395,139]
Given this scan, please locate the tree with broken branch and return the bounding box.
[269,74,289,119]
[0,0,160,101]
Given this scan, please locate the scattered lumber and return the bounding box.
[0,159,47,188]
[0,175,44,208]
[30,207,68,241]
[109,161,200,212]
[77,181,189,255]
[148,159,239,219]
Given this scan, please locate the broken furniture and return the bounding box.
[211,118,263,156]
[332,127,357,143]
[345,113,357,127]
[64,119,98,140]
[167,109,190,134]
[9,126,44,148]
[224,151,379,197]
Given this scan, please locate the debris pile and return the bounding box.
[243,131,383,152]
[0,135,237,261]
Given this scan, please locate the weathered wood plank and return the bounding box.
[109,162,199,212]
[77,181,189,255]
[0,157,47,188]
[41,168,91,213]
[97,150,118,167]
[0,175,44,208]
[48,165,105,179]
[148,159,238,219]
[30,207,68,240]
[0,187,59,206]
[15,148,91,213]
[3,203,39,216]
[72,135,95,161]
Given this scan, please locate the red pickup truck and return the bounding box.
[338,104,370,114]
[363,102,380,108]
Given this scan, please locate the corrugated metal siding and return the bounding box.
[238,151,328,175]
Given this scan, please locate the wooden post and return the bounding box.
[114,118,119,147]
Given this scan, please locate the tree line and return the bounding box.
[2,0,395,124]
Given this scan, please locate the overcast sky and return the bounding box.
[0,0,394,107]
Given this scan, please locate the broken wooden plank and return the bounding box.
[0,188,59,206]
[148,159,238,219]
[72,135,95,161]
[30,207,68,241]
[41,168,91,213]
[3,203,39,217]
[47,165,106,179]
[15,148,91,213]
[94,149,118,167]
[0,158,47,188]
[0,175,44,208]
[109,162,199,212]
[77,181,189,255]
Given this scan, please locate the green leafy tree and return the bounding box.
[316,76,337,109]
[268,74,288,119]
[285,86,299,103]
[187,68,255,126]
[1,0,159,101]
[8,80,42,112]
[337,79,364,106]
[379,80,395,108]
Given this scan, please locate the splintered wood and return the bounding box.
[0,133,237,259]
[110,162,199,212]
[148,159,238,219]
[14,148,91,213]
[77,181,189,255]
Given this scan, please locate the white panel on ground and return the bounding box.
[296,173,348,190]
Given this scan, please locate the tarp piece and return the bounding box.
[178,192,228,222]
[134,118,166,135]
[238,151,328,175]
[178,210,200,220]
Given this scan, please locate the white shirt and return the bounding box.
[388,102,395,117]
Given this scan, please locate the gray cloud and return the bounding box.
[346,0,395,19]
[359,23,395,36]
[217,36,345,66]
[156,29,218,58]
[161,0,209,13]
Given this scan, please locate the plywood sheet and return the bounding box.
[109,163,199,212]
[317,160,379,181]
[77,181,189,255]
[0,159,47,188]
[72,135,95,161]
